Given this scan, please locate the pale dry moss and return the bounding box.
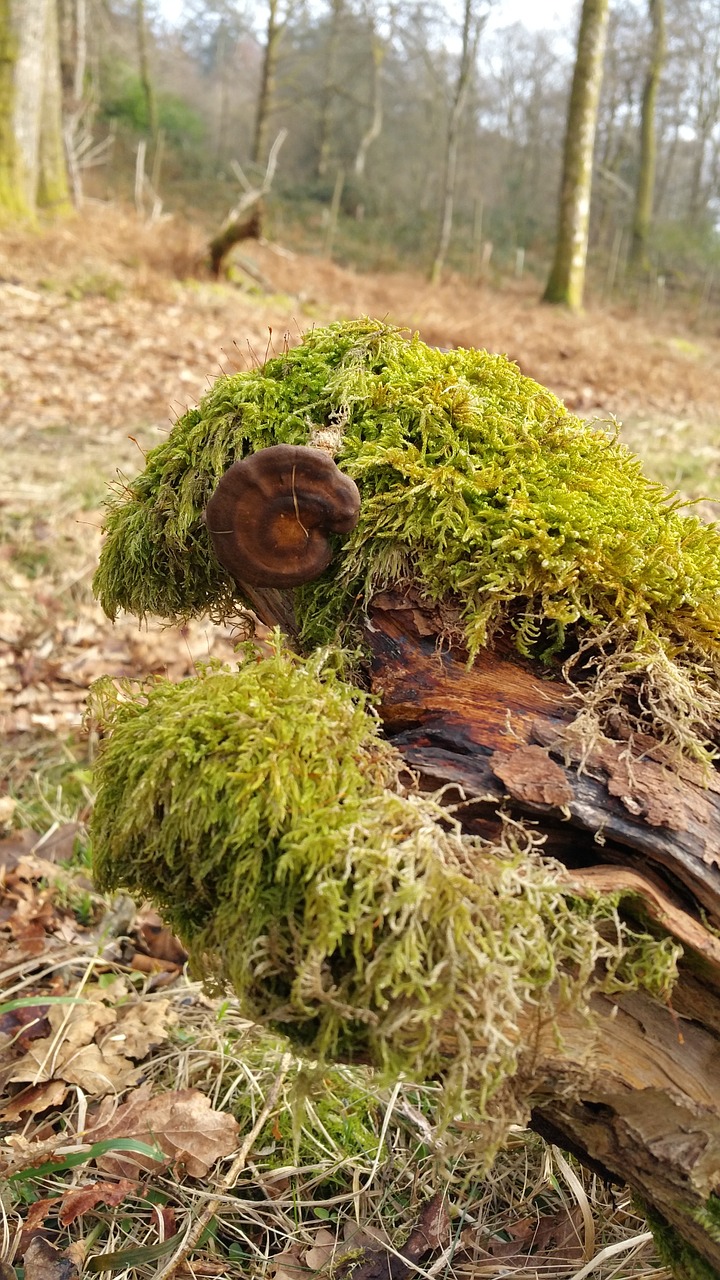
[93,318,720,764]
[90,642,680,1121]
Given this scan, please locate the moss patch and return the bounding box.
[91,640,680,1120]
[93,318,720,761]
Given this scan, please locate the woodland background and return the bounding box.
[2,0,720,1277]
[5,0,720,307]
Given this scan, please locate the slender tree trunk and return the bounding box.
[316,0,343,180]
[542,0,609,310]
[136,0,157,142]
[0,0,28,216]
[252,0,283,168]
[629,0,665,271]
[37,0,70,210]
[13,0,47,209]
[430,0,483,285]
[353,17,383,180]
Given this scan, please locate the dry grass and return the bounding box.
[1,201,713,1277]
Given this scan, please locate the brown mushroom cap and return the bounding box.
[205,444,361,588]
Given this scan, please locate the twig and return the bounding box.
[155,1052,293,1279]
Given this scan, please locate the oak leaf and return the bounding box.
[90,1087,239,1177]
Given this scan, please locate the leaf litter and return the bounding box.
[0,206,684,1277]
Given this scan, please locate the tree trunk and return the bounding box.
[4,0,70,217]
[252,0,283,169]
[12,0,47,210]
[430,0,482,285]
[353,16,383,181]
[316,0,343,180]
[37,0,70,211]
[543,0,609,310]
[629,0,665,271]
[243,581,720,1278]
[136,0,157,143]
[0,0,28,217]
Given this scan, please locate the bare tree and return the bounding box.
[353,3,384,181]
[543,0,609,309]
[430,0,486,285]
[252,0,286,168]
[136,0,158,142]
[629,0,665,270]
[316,0,344,179]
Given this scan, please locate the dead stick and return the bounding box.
[156,1051,293,1279]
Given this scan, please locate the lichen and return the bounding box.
[90,640,680,1121]
[93,317,720,763]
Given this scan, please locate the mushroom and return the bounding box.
[205,444,361,588]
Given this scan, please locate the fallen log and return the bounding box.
[91,318,720,1278]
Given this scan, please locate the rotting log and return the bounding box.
[243,580,720,1277]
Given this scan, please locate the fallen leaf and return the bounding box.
[0,1004,52,1052]
[0,829,36,871]
[107,999,175,1060]
[304,1226,338,1271]
[90,1087,239,1177]
[269,1244,312,1280]
[59,1178,138,1226]
[135,908,188,965]
[0,1079,67,1121]
[8,984,173,1096]
[23,1236,78,1280]
[337,1195,449,1280]
[479,1205,585,1270]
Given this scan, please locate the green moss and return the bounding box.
[93,318,720,762]
[641,1201,720,1280]
[91,640,680,1119]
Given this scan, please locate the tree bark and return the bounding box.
[0,0,28,216]
[353,14,383,181]
[252,0,284,169]
[629,0,665,271]
[4,0,70,217]
[543,0,609,310]
[244,581,720,1276]
[12,0,47,210]
[430,0,483,285]
[136,0,158,142]
[316,0,343,180]
[37,0,70,211]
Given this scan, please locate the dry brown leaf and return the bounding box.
[58,1177,138,1226]
[23,1236,79,1280]
[269,1244,313,1280]
[7,983,173,1096]
[90,1087,239,1177]
[304,1226,338,1271]
[0,1079,67,1121]
[480,1206,585,1270]
[105,998,175,1061]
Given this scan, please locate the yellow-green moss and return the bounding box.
[91,640,680,1118]
[93,318,720,762]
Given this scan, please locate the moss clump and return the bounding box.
[91,640,679,1118]
[93,317,720,762]
[641,1201,720,1280]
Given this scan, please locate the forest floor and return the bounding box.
[2,202,719,1277]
